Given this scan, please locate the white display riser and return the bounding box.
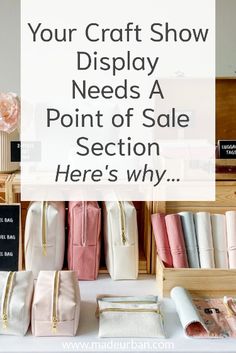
[0,275,235,353]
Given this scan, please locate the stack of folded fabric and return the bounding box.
[151,211,236,269]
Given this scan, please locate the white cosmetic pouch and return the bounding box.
[24,201,65,278]
[103,201,139,280]
[98,296,165,338]
[0,271,34,336]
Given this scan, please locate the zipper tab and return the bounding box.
[52,271,60,333]
[2,272,15,329]
[118,201,126,245]
[2,314,8,329]
[42,201,48,256]
[52,317,58,333]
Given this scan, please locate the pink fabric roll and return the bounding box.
[226,211,236,269]
[151,213,173,268]
[165,214,189,268]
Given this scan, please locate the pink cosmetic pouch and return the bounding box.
[68,201,101,280]
[151,213,173,267]
[32,271,80,337]
[165,214,188,268]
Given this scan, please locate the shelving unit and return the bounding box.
[0,173,153,274]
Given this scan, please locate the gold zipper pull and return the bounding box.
[2,272,14,329]
[52,317,58,333]
[2,314,8,329]
[42,201,48,256]
[118,201,127,245]
[51,271,60,333]
[121,230,126,245]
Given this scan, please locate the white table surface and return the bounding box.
[1,275,236,353]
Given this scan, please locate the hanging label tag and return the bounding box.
[219,140,236,159]
[11,141,21,162]
[0,204,21,271]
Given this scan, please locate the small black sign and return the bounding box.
[11,141,21,162]
[0,205,21,271]
[219,140,236,159]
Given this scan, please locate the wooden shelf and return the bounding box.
[216,159,236,179]
[0,173,152,275]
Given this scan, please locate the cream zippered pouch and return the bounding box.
[98,296,165,338]
[0,271,34,336]
[32,271,80,337]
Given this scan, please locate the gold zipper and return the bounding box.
[2,272,15,329]
[52,271,60,333]
[118,201,126,245]
[82,202,87,246]
[99,308,160,314]
[100,300,157,304]
[42,201,48,256]
[106,301,157,304]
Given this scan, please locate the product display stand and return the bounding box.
[0,275,235,353]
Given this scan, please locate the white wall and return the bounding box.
[0,0,235,94]
[0,0,20,93]
[216,0,236,77]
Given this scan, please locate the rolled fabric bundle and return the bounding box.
[194,212,215,268]
[151,213,173,268]
[211,214,228,268]
[171,287,209,338]
[179,212,200,268]
[165,214,188,268]
[225,211,236,269]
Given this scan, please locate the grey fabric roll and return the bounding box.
[179,212,200,268]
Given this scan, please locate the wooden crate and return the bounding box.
[152,172,236,296]
[156,255,236,298]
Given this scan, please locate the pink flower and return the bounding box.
[0,92,20,133]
